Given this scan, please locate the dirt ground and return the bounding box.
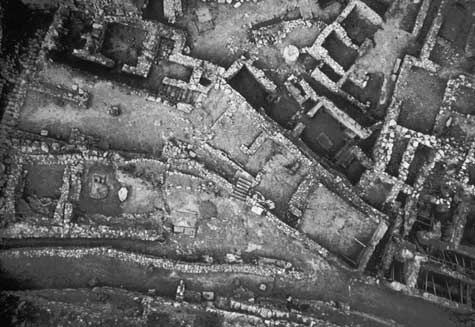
[23,164,64,199]
[18,62,201,154]
[397,66,447,134]
[257,152,309,216]
[298,184,378,261]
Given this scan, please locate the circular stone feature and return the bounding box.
[283,45,300,64]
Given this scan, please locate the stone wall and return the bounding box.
[163,0,183,23]
[2,247,306,279]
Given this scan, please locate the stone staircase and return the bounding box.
[160,84,195,105]
[232,174,253,201]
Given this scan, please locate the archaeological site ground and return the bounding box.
[1,0,475,326]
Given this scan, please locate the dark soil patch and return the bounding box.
[399,1,423,33]
[1,0,53,53]
[452,85,475,115]
[441,118,470,143]
[462,208,475,246]
[58,10,93,51]
[420,161,450,197]
[340,7,380,46]
[265,91,300,128]
[198,200,218,219]
[300,108,348,157]
[318,0,337,9]
[406,144,433,186]
[365,178,393,210]
[365,228,392,275]
[341,72,384,108]
[228,66,269,111]
[385,136,409,178]
[101,23,146,66]
[358,128,380,157]
[161,61,193,82]
[24,165,65,199]
[322,31,358,70]
[297,53,318,72]
[77,163,123,217]
[468,165,475,186]
[360,0,390,17]
[143,0,165,22]
[397,66,446,134]
[320,62,342,82]
[193,312,223,327]
[345,159,366,185]
[439,1,473,50]
[428,41,471,73]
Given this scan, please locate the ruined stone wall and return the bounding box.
[1,19,47,127]
[420,0,448,61]
[37,6,66,57]
[218,299,341,327]
[2,247,306,279]
[163,0,183,24]
[251,19,326,47]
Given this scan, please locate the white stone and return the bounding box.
[283,45,299,64]
[251,205,265,215]
[40,143,49,153]
[225,253,242,263]
[118,186,128,202]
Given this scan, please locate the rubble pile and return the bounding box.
[251,19,325,47]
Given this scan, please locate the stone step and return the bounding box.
[237,180,252,188]
[237,177,252,188]
[234,186,248,195]
[231,191,247,201]
[232,175,253,202]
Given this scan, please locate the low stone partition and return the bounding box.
[1,247,306,280]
